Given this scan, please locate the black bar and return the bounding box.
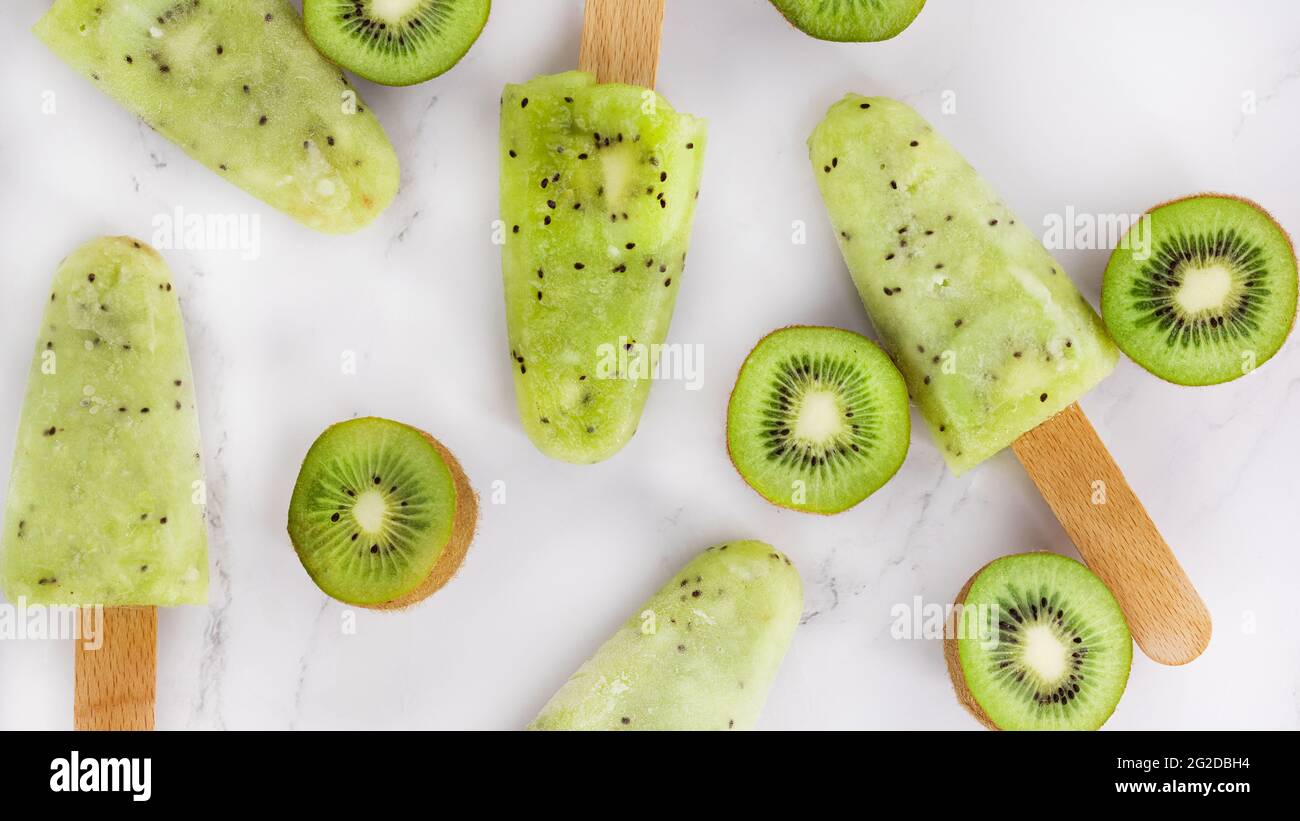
[0,730,1275,805]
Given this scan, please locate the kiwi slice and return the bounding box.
[303,0,490,86]
[1103,194,1298,386]
[287,417,478,608]
[769,0,926,42]
[944,552,1132,731]
[727,326,910,515]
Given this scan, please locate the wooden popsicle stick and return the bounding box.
[74,606,157,730]
[1012,403,1211,666]
[579,0,666,86]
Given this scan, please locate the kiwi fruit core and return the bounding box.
[769,0,927,42]
[727,326,910,515]
[287,416,477,607]
[1102,194,1297,385]
[303,0,490,86]
[945,552,1132,731]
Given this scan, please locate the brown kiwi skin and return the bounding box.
[726,324,896,517]
[370,430,479,610]
[292,423,480,611]
[943,559,1001,730]
[1107,192,1299,386]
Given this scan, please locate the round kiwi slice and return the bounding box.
[287,417,477,608]
[1102,194,1298,386]
[303,0,491,86]
[769,0,927,42]
[944,552,1132,731]
[727,326,910,515]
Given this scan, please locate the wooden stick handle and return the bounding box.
[1012,404,1211,665]
[74,606,156,730]
[579,0,666,87]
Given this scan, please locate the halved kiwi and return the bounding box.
[727,326,910,515]
[769,0,927,42]
[1102,194,1298,386]
[944,552,1132,731]
[287,417,477,608]
[303,0,490,86]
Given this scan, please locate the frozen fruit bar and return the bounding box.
[530,541,801,730]
[500,71,707,463]
[35,0,399,233]
[1,237,207,605]
[810,96,1118,473]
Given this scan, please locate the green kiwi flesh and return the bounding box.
[945,552,1132,731]
[727,326,910,514]
[1102,194,1297,386]
[500,72,708,463]
[287,417,475,607]
[769,0,926,42]
[304,0,490,86]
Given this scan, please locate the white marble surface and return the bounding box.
[1,0,1298,730]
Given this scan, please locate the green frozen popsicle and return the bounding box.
[530,541,802,731]
[1,237,207,606]
[809,96,1118,473]
[500,72,707,463]
[35,0,399,234]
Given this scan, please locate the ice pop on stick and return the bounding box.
[499,71,706,462]
[2,237,207,607]
[809,96,1210,667]
[35,0,399,233]
[809,96,1118,474]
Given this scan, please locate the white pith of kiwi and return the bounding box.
[791,388,849,445]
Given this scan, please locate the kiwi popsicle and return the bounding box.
[499,71,707,463]
[809,96,1119,474]
[530,541,802,731]
[1,237,207,606]
[35,0,399,234]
